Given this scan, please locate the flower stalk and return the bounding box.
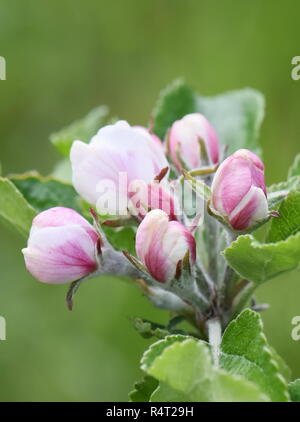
[207,317,222,368]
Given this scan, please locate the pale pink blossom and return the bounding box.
[70,121,168,215]
[168,113,220,171]
[133,126,163,147]
[22,207,99,284]
[211,149,268,230]
[128,179,178,220]
[136,210,196,283]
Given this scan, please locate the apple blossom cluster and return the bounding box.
[22,113,273,319]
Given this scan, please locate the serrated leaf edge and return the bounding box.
[221,310,289,401]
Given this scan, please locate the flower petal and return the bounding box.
[23,225,97,284]
[31,207,98,243]
[229,186,268,230]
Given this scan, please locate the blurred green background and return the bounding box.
[0,0,300,401]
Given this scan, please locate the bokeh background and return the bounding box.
[0,0,300,401]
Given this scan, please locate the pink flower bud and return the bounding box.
[70,121,168,214]
[136,210,196,283]
[211,149,268,230]
[22,207,99,284]
[168,113,220,171]
[128,180,178,220]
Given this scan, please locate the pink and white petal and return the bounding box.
[234,150,266,194]
[71,141,107,205]
[169,118,201,170]
[202,116,219,164]
[71,139,131,206]
[161,221,196,281]
[234,149,264,171]
[229,186,268,230]
[22,225,97,284]
[31,207,98,243]
[90,120,131,147]
[93,121,168,181]
[148,184,177,221]
[169,113,220,170]
[136,210,169,264]
[95,180,129,216]
[211,155,252,216]
[133,126,163,147]
[247,187,269,227]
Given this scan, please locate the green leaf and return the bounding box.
[150,382,190,402]
[224,233,300,284]
[288,379,300,402]
[132,317,189,340]
[0,177,36,237]
[10,173,81,213]
[50,105,109,156]
[269,346,291,382]
[142,336,268,402]
[132,318,170,339]
[288,153,300,178]
[141,335,188,371]
[152,79,196,140]
[129,376,159,402]
[102,226,136,255]
[220,309,289,402]
[197,88,264,155]
[267,191,300,243]
[268,176,300,194]
[267,176,300,208]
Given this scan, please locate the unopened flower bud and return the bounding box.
[22,207,99,284]
[136,209,196,283]
[128,179,178,220]
[168,113,220,171]
[211,149,268,230]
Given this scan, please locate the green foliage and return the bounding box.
[269,346,292,382]
[140,335,268,402]
[220,309,289,402]
[141,335,187,370]
[129,376,159,402]
[152,79,196,140]
[102,226,136,255]
[267,175,300,208]
[132,318,171,339]
[133,311,291,402]
[0,177,36,237]
[288,153,300,178]
[2,76,298,402]
[132,316,192,339]
[288,379,300,402]
[50,105,109,156]
[224,233,300,284]
[268,175,300,194]
[197,88,264,155]
[224,191,300,284]
[153,80,264,156]
[10,173,81,213]
[267,191,300,242]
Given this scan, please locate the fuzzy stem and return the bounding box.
[207,317,222,368]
